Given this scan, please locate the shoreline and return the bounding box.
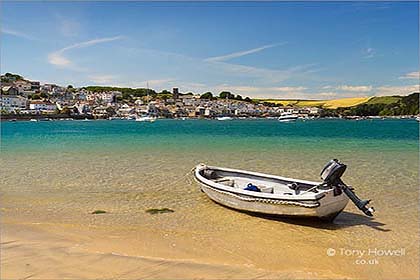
[1,114,418,122]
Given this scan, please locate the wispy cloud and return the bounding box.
[88,74,118,84]
[1,27,35,40]
[399,71,420,80]
[336,85,373,92]
[375,84,419,96]
[205,43,284,62]
[117,78,176,89]
[48,36,124,70]
[118,45,318,87]
[206,84,310,99]
[207,61,317,84]
[363,47,376,58]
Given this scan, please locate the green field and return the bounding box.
[365,96,402,105]
[260,97,372,109]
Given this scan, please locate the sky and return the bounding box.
[1,1,419,99]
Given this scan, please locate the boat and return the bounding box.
[135,82,157,123]
[194,159,374,221]
[217,116,232,121]
[135,115,156,122]
[416,116,420,122]
[278,112,298,122]
[29,119,38,122]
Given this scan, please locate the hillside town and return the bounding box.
[1,73,322,120]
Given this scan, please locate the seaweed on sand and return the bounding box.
[145,208,174,214]
[91,210,107,214]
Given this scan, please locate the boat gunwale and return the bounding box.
[194,164,327,201]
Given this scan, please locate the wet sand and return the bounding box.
[2,221,348,279]
[1,205,418,280]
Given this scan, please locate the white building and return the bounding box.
[29,101,57,112]
[14,80,32,93]
[2,86,19,95]
[98,91,118,104]
[308,107,321,115]
[1,95,28,111]
[118,104,135,116]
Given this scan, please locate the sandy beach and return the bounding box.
[2,220,350,279]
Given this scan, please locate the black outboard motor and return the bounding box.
[321,159,375,217]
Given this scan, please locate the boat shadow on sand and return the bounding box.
[242,210,389,232]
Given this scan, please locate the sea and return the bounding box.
[1,118,418,279]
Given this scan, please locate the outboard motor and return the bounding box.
[321,159,375,217]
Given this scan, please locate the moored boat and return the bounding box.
[194,159,374,221]
[217,116,232,121]
[278,112,298,122]
[135,115,156,122]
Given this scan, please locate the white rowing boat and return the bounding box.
[194,159,374,221]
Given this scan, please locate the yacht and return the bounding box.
[278,112,299,122]
[217,116,232,121]
[135,115,156,122]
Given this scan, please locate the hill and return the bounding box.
[365,96,402,105]
[259,92,419,116]
[335,92,419,116]
[260,97,372,109]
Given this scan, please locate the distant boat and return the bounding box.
[194,159,374,221]
[29,119,38,122]
[278,112,298,122]
[135,82,157,123]
[217,116,232,121]
[135,115,156,122]
[416,116,420,122]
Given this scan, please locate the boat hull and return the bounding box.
[199,183,348,220]
[278,116,298,122]
[135,117,156,122]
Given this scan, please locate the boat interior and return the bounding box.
[200,168,326,196]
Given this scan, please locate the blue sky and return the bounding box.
[1,1,419,99]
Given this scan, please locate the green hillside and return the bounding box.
[365,96,402,105]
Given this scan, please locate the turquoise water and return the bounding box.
[1,119,417,153]
[1,119,419,279]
